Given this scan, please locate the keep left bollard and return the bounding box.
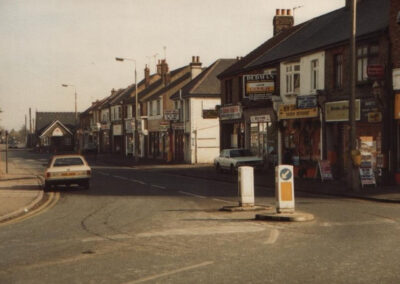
[238,166,254,207]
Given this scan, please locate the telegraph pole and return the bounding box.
[348,0,359,191]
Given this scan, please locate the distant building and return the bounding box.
[35,112,78,153]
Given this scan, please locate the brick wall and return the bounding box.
[389,0,400,68]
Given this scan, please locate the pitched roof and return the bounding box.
[220,0,390,77]
[172,59,237,100]
[145,72,192,101]
[36,112,78,134]
[248,0,389,68]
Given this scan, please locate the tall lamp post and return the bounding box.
[62,83,79,152]
[115,57,139,162]
[61,84,78,125]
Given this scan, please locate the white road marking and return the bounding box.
[178,191,206,199]
[130,179,146,185]
[82,234,133,242]
[212,198,232,204]
[151,184,166,189]
[265,229,280,245]
[124,261,214,284]
[113,175,131,181]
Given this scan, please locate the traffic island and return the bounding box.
[255,210,314,222]
[220,205,272,212]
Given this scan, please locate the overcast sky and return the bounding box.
[0,0,345,131]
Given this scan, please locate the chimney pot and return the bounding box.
[196,56,200,63]
[281,9,285,15]
[276,9,280,15]
[192,56,195,62]
[287,9,291,16]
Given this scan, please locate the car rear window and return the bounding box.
[53,157,84,167]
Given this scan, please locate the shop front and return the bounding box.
[219,105,244,150]
[278,103,320,178]
[243,108,276,168]
[325,98,384,179]
[125,119,134,156]
[100,122,111,153]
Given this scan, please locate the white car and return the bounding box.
[214,148,264,174]
[44,154,91,191]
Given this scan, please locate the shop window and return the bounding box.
[285,63,300,95]
[357,44,379,82]
[334,54,343,89]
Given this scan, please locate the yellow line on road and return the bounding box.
[0,191,60,227]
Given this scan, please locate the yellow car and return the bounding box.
[44,154,91,191]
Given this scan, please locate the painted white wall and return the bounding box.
[280,51,325,104]
[185,97,220,164]
[299,51,325,95]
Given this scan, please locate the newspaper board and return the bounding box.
[359,161,376,188]
[318,160,333,181]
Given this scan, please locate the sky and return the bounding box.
[0,0,345,131]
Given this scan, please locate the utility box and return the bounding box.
[275,165,295,213]
[238,166,254,207]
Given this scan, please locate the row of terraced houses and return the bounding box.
[78,0,400,184]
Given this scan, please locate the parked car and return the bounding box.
[44,154,91,191]
[83,142,97,154]
[214,148,264,174]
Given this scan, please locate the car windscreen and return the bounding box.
[230,149,253,157]
[53,157,84,167]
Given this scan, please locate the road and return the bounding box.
[1,149,400,283]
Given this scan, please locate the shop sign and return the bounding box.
[395,93,400,119]
[172,123,184,130]
[159,121,169,132]
[278,104,318,120]
[220,105,242,120]
[164,110,180,121]
[297,95,317,109]
[367,112,382,123]
[250,115,271,123]
[52,127,63,137]
[325,100,360,122]
[202,109,218,119]
[113,124,122,136]
[367,64,385,80]
[243,74,275,100]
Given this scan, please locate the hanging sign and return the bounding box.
[297,95,317,109]
[318,160,333,181]
[164,110,180,121]
[325,100,361,122]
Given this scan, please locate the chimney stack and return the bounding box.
[190,55,202,79]
[144,65,150,87]
[273,8,294,36]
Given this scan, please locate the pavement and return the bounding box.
[1,150,400,224]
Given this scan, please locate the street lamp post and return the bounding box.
[62,83,79,153]
[61,84,78,125]
[115,57,139,162]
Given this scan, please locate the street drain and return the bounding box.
[82,250,95,254]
